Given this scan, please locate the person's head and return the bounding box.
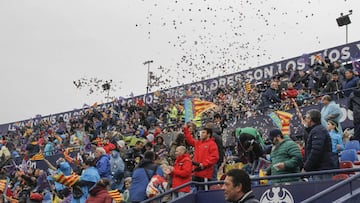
[135,141,144,150]
[94,147,106,158]
[304,109,321,127]
[222,169,252,202]
[124,177,132,189]
[321,95,332,105]
[144,150,156,161]
[175,146,186,157]
[345,69,354,79]
[270,80,278,90]
[331,70,339,80]
[83,156,96,167]
[96,178,111,189]
[214,113,222,123]
[144,142,153,151]
[268,129,284,145]
[200,127,212,140]
[327,119,339,132]
[156,136,164,144]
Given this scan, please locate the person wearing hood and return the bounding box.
[72,156,100,203]
[164,146,192,200]
[85,179,112,203]
[320,95,343,134]
[94,147,111,179]
[348,80,360,141]
[110,150,125,191]
[129,150,163,203]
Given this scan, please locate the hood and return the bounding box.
[89,185,107,196]
[111,150,120,158]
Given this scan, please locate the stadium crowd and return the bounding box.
[0,56,359,203]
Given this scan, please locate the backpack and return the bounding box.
[144,165,168,198]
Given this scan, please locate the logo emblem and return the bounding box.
[260,187,294,203]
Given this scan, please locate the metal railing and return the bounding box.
[141,167,360,203]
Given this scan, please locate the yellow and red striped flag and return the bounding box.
[63,148,74,163]
[193,99,217,117]
[30,152,44,161]
[53,173,80,187]
[275,111,293,136]
[0,179,6,192]
[108,190,123,203]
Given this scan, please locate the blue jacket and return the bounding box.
[96,154,111,178]
[304,124,337,171]
[71,166,100,203]
[343,76,359,97]
[129,159,163,202]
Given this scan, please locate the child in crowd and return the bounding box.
[122,177,131,203]
[327,120,344,153]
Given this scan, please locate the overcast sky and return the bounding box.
[0,0,359,124]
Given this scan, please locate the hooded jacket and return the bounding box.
[183,127,219,179]
[85,186,112,203]
[349,88,360,124]
[171,153,192,192]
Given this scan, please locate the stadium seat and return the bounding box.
[332,174,349,180]
[340,149,360,164]
[339,161,355,175]
[344,140,360,151]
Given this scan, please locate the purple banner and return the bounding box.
[1,41,359,133]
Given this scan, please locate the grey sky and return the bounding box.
[0,0,359,124]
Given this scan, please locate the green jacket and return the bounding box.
[267,136,302,183]
[235,127,265,148]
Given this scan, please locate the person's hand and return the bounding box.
[199,163,204,170]
[274,162,285,170]
[336,144,342,151]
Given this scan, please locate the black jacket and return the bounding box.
[304,124,336,171]
[349,89,360,124]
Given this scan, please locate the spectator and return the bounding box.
[85,179,112,203]
[302,109,338,180]
[122,177,131,203]
[323,71,344,100]
[130,150,163,203]
[109,149,125,190]
[222,169,260,203]
[343,69,359,97]
[348,81,360,141]
[261,80,281,110]
[163,146,192,200]
[94,147,111,179]
[265,129,302,183]
[183,125,219,188]
[320,95,343,134]
[72,156,100,203]
[326,120,344,153]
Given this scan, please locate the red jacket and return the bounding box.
[183,127,219,179]
[171,153,192,192]
[85,186,112,203]
[103,143,116,154]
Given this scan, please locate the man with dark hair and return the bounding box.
[265,129,302,183]
[303,109,338,180]
[183,124,219,188]
[343,69,359,97]
[222,169,259,203]
[323,70,343,99]
[130,150,163,203]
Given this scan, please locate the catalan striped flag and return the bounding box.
[30,152,44,161]
[108,190,123,203]
[53,173,80,187]
[275,111,293,136]
[63,148,74,163]
[0,179,6,192]
[193,99,217,117]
